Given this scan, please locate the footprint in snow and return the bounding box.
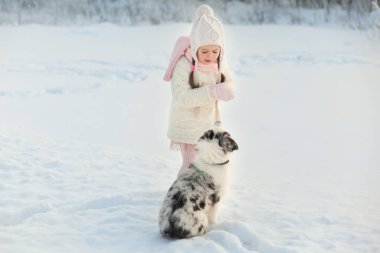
[207,220,298,253]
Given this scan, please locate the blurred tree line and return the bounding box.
[0,0,376,29]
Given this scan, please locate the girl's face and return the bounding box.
[197,45,220,65]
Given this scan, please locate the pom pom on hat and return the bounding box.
[196,4,214,18]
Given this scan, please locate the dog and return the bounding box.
[158,128,238,239]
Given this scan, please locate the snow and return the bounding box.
[0,23,380,253]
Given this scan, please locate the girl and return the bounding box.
[164,5,235,176]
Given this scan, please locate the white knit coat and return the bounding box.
[167,56,233,144]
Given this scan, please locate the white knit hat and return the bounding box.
[190,5,224,68]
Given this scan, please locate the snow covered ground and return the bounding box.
[0,24,379,253]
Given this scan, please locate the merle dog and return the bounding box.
[158,128,238,239]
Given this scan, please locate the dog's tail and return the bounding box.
[161,222,191,239]
[161,216,207,239]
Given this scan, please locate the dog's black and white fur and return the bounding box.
[158,128,238,239]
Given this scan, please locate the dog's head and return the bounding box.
[195,128,238,164]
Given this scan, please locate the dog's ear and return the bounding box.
[201,130,215,140]
[218,132,238,152]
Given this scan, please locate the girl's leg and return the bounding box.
[177,144,196,176]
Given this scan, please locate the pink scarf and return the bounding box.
[196,62,218,73]
[163,36,192,81]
